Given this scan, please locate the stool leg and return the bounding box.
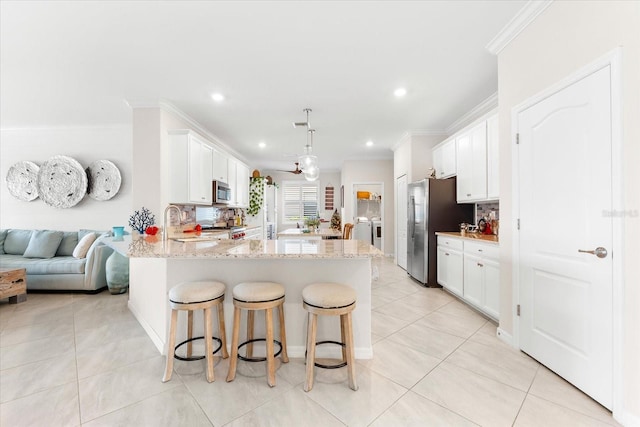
[204,307,215,382]
[187,310,194,358]
[217,302,229,359]
[246,310,255,358]
[226,305,242,382]
[162,309,178,382]
[265,308,276,387]
[343,312,358,391]
[304,312,318,392]
[340,314,347,363]
[278,302,289,363]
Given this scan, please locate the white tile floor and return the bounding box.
[0,258,621,426]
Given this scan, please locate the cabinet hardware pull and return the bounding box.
[466,193,471,197]
[477,262,483,267]
[445,253,450,256]
[478,249,483,252]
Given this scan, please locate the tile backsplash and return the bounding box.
[476,201,499,222]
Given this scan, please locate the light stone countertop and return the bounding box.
[277,228,343,239]
[436,231,499,245]
[104,236,383,259]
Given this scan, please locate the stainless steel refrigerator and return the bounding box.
[407,178,473,286]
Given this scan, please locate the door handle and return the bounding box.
[578,247,608,258]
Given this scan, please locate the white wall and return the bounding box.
[342,159,394,255]
[497,1,639,421]
[0,126,133,231]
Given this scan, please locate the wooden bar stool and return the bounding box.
[162,280,228,383]
[226,281,289,387]
[302,282,358,392]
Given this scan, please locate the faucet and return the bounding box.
[163,204,182,244]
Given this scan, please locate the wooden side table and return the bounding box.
[0,268,27,304]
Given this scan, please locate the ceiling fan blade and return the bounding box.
[276,162,302,174]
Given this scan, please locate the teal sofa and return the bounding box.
[0,229,113,293]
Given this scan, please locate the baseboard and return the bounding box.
[616,409,640,427]
[128,301,164,355]
[496,327,514,347]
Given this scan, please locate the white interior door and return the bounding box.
[517,65,613,409]
[396,175,408,270]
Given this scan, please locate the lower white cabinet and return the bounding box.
[437,235,499,321]
[437,238,464,297]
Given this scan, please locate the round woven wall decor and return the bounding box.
[37,155,88,208]
[6,161,40,201]
[86,160,121,201]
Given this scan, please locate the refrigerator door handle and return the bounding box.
[409,196,415,238]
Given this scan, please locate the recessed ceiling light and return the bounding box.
[211,93,225,102]
[394,87,407,97]
[258,141,266,148]
[366,140,374,147]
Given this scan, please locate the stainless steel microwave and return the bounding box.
[212,181,232,204]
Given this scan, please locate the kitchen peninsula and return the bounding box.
[108,236,382,360]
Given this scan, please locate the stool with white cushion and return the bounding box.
[162,280,228,383]
[302,282,358,392]
[226,281,289,387]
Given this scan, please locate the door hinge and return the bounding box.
[516,133,520,145]
[517,304,521,316]
[517,218,520,230]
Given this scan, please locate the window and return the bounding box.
[282,181,319,223]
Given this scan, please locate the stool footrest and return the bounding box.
[308,340,347,369]
[174,336,223,362]
[237,338,283,362]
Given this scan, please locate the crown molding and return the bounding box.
[391,129,447,151]
[445,92,498,135]
[486,0,554,55]
[125,98,248,164]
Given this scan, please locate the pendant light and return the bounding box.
[293,108,320,182]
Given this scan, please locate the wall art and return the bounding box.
[86,159,121,201]
[37,155,88,208]
[6,160,40,201]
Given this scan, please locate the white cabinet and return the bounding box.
[227,158,237,205]
[212,147,229,183]
[437,235,500,321]
[168,130,213,205]
[244,227,263,240]
[456,121,487,202]
[463,240,500,320]
[235,162,250,208]
[437,236,464,297]
[486,113,499,200]
[433,138,456,179]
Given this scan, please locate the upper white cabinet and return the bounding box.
[212,147,229,183]
[456,120,487,203]
[168,130,213,205]
[227,158,237,205]
[235,162,250,208]
[431,110,499,203]
[486,113,499,200]
[433,138,456,179]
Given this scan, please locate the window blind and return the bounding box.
[282,181,319,223]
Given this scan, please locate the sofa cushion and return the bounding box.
[56,232,79,256]
[0,229,7,254]
[23,230,64,259]
[3,229,32,255]
[73,233,97,259]
[0,254,86,274]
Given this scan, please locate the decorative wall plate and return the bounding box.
[37,155,88,208]
[86,159,121,201]
[6,161,40,201]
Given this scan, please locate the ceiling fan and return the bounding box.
[277,162,303,174]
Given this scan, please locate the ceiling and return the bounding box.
[0,1,526,171]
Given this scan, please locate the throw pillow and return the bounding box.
[23,230,64,259]
[3,229,32,255]
[0,229,7,254]
[73,233,97,259]
[56,231,79,256]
